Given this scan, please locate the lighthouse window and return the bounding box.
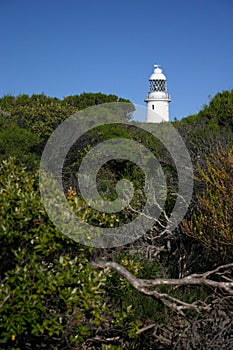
[149,80,166,92]
[161,80,166,91]
[149,80,154,92]
[152,105,154,110]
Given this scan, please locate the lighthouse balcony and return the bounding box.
[144,92,171,101]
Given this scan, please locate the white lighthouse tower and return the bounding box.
[145,64,171,123]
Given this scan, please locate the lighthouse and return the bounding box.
[145,64,171,123]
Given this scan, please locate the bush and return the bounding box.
[181,144,233,255]
[0,158,140,349]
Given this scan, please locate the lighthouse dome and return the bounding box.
[149,65,166,80]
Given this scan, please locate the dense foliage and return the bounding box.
[0,90,233,349]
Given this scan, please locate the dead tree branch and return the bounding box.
[91,260,233,314]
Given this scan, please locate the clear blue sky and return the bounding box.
[0,0,232,121]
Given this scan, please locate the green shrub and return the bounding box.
[0,158,139,349]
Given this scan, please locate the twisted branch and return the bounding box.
[91,260,233,314]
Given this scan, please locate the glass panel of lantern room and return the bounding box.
[149,80,154,92]
[149,80,166,92]
[157,80,165,91]
[161,80,166,91]
[155,81,159,91]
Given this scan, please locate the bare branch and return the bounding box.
[91,260,233,314]
[136,323,157,334]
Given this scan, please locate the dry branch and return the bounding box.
[91,260,233,314]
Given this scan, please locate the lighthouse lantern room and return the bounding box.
[145,64,171,123]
